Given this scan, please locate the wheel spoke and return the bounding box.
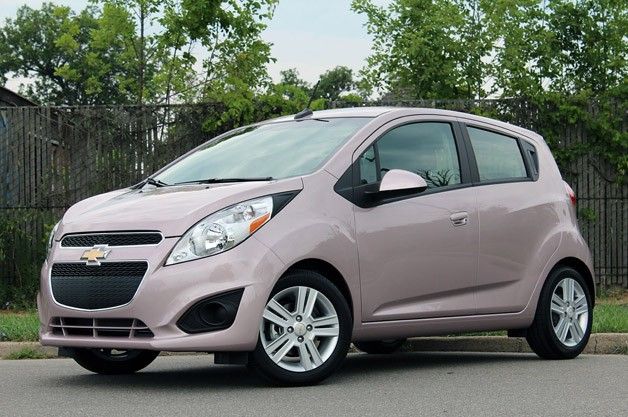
[298,344,313,371]
[264,332,289,354]
[564,279,575,302]
[574,294,588,316]
[554,317,569,342]
[552,293,566,308]
[267,299,293,321]
[263,309,289,328]
[313,327,339,337]
[551,299,565,315]
[270,338,295,363]
[296,287,308,315]
[312,314,338,327]
[571,320,584,343]
[574,295,587,310]
[305,339,323,367]
[303,289,319,318]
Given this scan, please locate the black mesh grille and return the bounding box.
[51,262,148,309]
[61,233,162,247]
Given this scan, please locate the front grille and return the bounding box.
[50,317,154,338]
[51,262,148,309]
[61,232,162,247]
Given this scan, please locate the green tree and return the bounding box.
[545,0,627,94]
[279,68,310,91]
[0,1,278,105]
[485,0,549,97]
[315,66,355,101]
[352,0,495,99]
[0,3,135,104]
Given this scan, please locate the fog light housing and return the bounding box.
[177,289,244,334]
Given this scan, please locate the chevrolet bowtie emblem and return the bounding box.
[80,245,111,265]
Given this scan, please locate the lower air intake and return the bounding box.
[50,317,154,338]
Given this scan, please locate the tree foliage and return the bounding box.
[0,0,278,105]
[315,66,355,101]
[0,3,126,104]
[353,0,627,99]
[353,0,627,180]
[352,0,496,99]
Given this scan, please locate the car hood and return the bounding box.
[57,177,303,238]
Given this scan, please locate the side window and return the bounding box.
[467,127,527,181]
[359,122,461,189]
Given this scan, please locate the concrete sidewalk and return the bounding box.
[1,333,626,359]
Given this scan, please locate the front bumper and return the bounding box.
[39,236,285,352]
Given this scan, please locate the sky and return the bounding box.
[0,0,393,91]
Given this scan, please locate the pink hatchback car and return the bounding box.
[39,107,595,385]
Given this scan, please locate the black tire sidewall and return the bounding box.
[251,270,352,385]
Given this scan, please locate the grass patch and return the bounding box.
[0,311,40,342]
[592,304,628,333]
[4,347,50,360]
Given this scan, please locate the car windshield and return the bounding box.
[154,118,371,185]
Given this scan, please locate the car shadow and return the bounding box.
[49,351,541,391]
[335,351,539,380]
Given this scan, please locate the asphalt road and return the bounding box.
[1,352,626,417]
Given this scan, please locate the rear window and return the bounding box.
[467,127,527,182]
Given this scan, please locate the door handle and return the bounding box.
[450,211,468,226]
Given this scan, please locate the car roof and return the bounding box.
[266,107,543,142]
[267,107,396,122]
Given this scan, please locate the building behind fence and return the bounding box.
[0,100,626,305]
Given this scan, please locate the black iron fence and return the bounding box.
[0,100,626,305]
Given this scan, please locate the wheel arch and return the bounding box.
[551,257,596,307]
[282,258,354,319]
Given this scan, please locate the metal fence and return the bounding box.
[0,100,626,305]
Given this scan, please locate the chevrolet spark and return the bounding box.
[40,107,595,385]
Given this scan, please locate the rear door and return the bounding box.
[460,122,556,314]
[351,116,479,321]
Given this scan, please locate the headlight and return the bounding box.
[166,196,274,265]
[47,221,60,258]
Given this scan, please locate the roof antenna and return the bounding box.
[294,81,320,120]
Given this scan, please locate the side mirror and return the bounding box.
[378,169,428,195]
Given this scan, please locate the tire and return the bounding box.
[72,348,159,374]
[526,266,593,359]
[354,339,406,354]
[250,269,352,386]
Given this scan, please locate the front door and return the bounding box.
[353,119,479,321]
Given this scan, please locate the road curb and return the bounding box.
[1,334,626,359]
[397,333,628,355]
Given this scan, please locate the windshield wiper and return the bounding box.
[141,177,170,188]
[173,177,274,185]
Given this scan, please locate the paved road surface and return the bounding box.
[1,352,626,417]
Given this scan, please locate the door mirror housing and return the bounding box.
[378,169,428,195]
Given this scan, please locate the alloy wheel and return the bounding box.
[550,277,589,347]
[259,286,340,372]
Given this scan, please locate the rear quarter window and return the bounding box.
[467,127,527,182]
